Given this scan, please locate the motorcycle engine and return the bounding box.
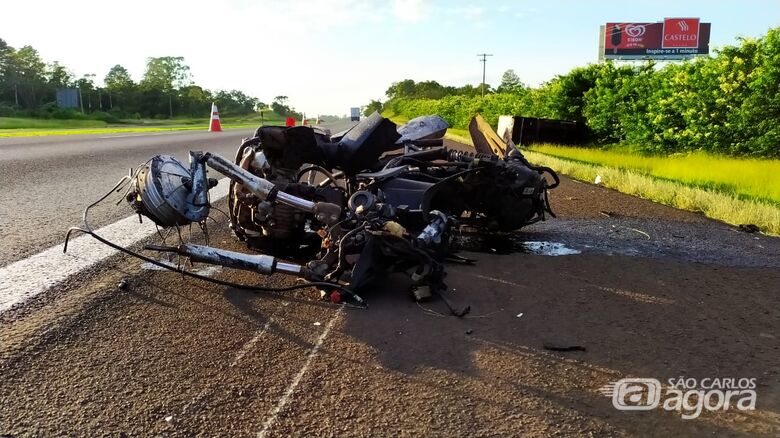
[229,126,345,253]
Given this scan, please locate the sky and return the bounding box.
[2,0,779,116]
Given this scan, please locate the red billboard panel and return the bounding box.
[663,18,700,48]
[603,18,710,60]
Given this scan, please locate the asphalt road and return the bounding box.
[1,136,779,436]
[0,122,354,267]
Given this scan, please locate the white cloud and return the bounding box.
[393,0,432,23]
[450,4,485,23]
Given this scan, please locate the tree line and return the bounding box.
[0,38,263,121]
[377,27,780,157]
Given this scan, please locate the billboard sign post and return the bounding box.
[600,18,710,61]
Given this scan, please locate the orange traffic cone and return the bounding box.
[208,103,222,132]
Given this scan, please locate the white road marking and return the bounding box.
[97,131,200,139]
[0,178,229,314]
[231,317,274,367]
[257,308,343,438]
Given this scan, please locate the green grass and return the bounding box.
[0,124,259,137]
[530,145,780,206]
[0,112,287,137]
[0,117,109,129]
[523,149,780,235]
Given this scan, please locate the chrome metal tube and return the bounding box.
[276,190,316,212]
[205,153,316,213]
[178,243,275,274]
[275,261,303,275]
[153,243,306,278]
[205,153,276,198]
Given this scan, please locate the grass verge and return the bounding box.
[0,124,258,137]
[0,117,108,129]
[523,150,780,235]
[530,145,780,206]
[0,112,286,137]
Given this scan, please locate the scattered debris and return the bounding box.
[543,343,586,352]
[521,241,581,256]
[313,322,321,326]
[164,415,173,423]
[611,225,651,240]
[456,234,581,256]
[465,329,473,335]
[117,278,129,290]
[599,210,613,218]
[193,266,222,277]
[516,313,524,318]
[140,261,177,271]
[594,175,603,185]
[626,227,651,240]
[738,224,760,233]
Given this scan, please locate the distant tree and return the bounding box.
[363,99,382,116]
[414,80,448,99]
[497,69,523,93]
[271,95,292,116]
[179,85,211,117]
[454,84,482,97]
[385,79,416,99]
[46,62,73,88]
[13,46,46,107]
[104,65,135,110]
[104,65,134,91]
[141,56,191,117]
[75,74,97,112]
[0,39,17,105]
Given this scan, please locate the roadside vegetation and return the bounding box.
[0,37,321,132]
[0,37,262,120]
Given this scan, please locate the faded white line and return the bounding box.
[257,308,343,438]
[467,273,524,287]
[97,131,198,139]
[231,317,274,367]
[0,178,229,314]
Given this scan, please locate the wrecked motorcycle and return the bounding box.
[65,113,558,313]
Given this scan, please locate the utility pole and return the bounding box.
[477,53,493,98]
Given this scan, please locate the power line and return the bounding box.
[477,53,493,98]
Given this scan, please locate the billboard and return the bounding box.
[600,18,710,61]
[56,88,79,109]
